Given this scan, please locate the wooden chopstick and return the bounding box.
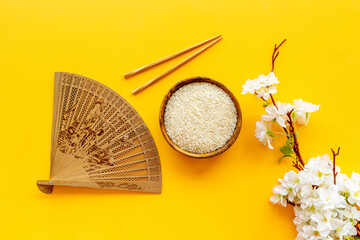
[132,36,223,95]
[124,34,222,79]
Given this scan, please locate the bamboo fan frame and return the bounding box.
[37,72,162,194]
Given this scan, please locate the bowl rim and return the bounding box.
[159,76,242,158]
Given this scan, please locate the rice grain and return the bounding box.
[164,82,237,154]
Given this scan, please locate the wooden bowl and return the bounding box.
[159,76,242,158]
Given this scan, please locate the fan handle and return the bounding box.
[37,180,54,194]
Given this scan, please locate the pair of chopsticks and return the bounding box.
[124,34,223,95]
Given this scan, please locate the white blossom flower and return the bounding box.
[347,184,360,205]
[310,211,333,237]
[306,154,334,174]
[279,171,300,201]
[270,185,288,207]
[255,121,274,149]
[302,225,321,239]
[281,171,300,186]
[241,78,261,94]
[293,99,320,125]
[242,72,279,99]
[270,155,360,240]
[305,155,334,186]
[330,219,357,240]
[342,206,360,221]
[255,85,277,100]
[259,72,279,87]
[343,173,360,203]
[314,186,346,210]
[261,101,293,128]
[280,171,300,189]
[351,172,360,187]
[294,206,311,224]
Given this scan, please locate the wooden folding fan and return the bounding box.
[37,72,162,194]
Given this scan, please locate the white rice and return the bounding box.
[164,82,237,154]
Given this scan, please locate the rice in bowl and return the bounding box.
[164,82,237,154]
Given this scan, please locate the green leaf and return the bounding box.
[280,137,295,158]
[286,137,294,145]
[278,155,293,164]
[280,144,293,156]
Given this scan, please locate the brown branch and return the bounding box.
[292,161,303,171]
[270,93,278,109]
[265,39,288,133]
[271,39,286,72]
[255,91,267,103]
[331,147,340,185]
[287,200,295,206]
[269,93,289,136]
[269,39,305,172]
[287,109,305,168]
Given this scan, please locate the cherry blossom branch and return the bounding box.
[287,200,295,206]
[292,161,303,171]
[270,94,278,109]
[269,94,301,171]
[331,147,340,185]
[268,94,290,136]
[269,39,288,135]
[271,39,286,72]
[287,110,305,169]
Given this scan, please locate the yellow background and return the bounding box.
[1,0,360,239]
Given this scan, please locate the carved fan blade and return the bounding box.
[37,72,162,193]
